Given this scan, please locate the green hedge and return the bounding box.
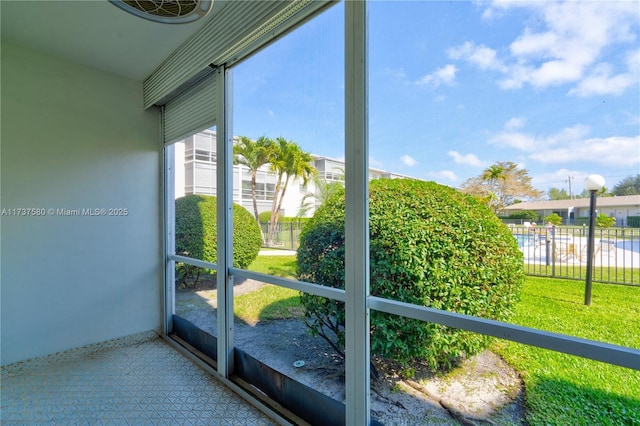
[506,210,539,222]
[627,216,640,228]
[297,179,524,370]
[259,210,310,224]
[175,195,262,269]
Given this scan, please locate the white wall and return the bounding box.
[1,42,162,364]
[174,141,186,198]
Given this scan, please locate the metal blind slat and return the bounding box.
[163,72,217,145]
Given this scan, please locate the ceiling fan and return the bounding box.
[109,0,214,24]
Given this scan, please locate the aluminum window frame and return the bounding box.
[162,1,640,424]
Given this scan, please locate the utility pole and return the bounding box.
[566,176,574,199]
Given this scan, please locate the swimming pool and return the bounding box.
[513,233,536,248]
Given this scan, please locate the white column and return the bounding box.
[345,1,370,424]
[216,65,235,377]
[163,132,176,335]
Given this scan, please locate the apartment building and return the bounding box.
[175,129,414,218]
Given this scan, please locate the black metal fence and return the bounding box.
[509,225,640,286]
[260,221,305,250]
[258,221,640,286]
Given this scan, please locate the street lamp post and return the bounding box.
[584,174,605,306]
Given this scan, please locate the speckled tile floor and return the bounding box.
[1,337,277,425]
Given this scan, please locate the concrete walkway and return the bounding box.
[259,249,297,256]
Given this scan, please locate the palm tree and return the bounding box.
[233,136,275,225]
[481,163,507,213]
[267,138,315,245]
[297,176,344,217]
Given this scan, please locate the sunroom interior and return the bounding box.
[2,1,638,425]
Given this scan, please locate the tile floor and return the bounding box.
[1,336,277,425]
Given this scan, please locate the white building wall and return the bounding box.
[174,141,186,198]
[1,42,162,364]
[176,132,415,219]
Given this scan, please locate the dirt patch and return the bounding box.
[175,279,526,425]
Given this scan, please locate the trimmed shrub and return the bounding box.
[258,211,272,223]
[544,213,563,226]
[297,179,524,370]
[507,210,539,222]
[596,213,616,228]
[175,195,262,270]
[259,210,311,225]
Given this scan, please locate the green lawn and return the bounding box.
[492,277,640,425]
[234,284,302,324]
[236,254,301,324]
[523,264,640,286]
[243,255,640,424]
[246,254,297,279]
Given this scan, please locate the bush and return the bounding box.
[576,217,589,226]
[258,211,272,223]
[628,216,640,228]
[596,213,616,228]
[175,195,262,271]
[544,213,563,226]
[259,210,310,225]
[297,179,524,370]
[507,210,539,222]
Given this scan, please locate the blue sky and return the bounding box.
[233,1,639,197]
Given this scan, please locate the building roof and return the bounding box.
[503,195,640,211]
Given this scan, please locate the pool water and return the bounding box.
[514,234,536,248]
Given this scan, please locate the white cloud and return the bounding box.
[509,29,557,57]
[416,64,458,87]
[369,157,384,168]
[401,155,417,167]
[530,168,588,193]
[569,49,640,97]
[504,117,526,131]
[454,1,640,96]
[488,120,638,167]
[529,136,640,167]
[267,109,275,117]
[448,42,506,71]
[489,132,538,152]
[490,124,591,152]
[447,151,488,168]
[428,170,458,182]
[384,67,407,80]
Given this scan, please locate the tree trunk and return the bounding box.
[268,173,284,246]
[251,172,266,245]
[269,177,290,245]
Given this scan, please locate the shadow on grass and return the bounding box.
[525,376,640,425]
[255,295,305,323]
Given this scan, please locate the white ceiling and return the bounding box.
[0,0,221,81]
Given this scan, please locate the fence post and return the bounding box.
[290,223,294,250]
[551,230,556,277]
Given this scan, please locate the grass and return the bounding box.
[246,254,297,279]
[491,277,640,425]
[233,255,302,324]
[234,284,302,324]
[523,264,640,286]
